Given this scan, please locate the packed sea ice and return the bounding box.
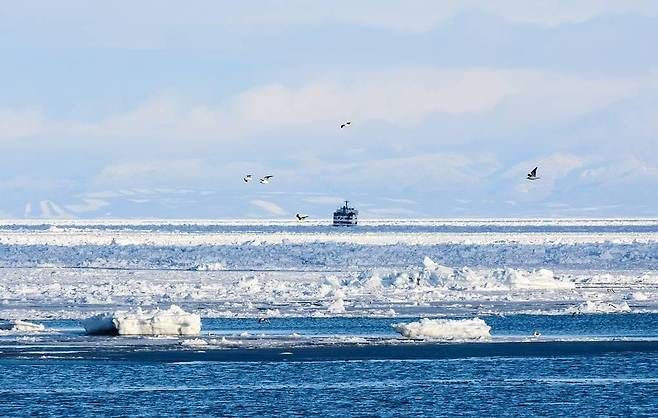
[0,220,656,320]
[360,256,575,291]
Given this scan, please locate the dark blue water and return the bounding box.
[1,355,657,416]
[28,313,658,339]
[199,314,658,338]
[2,315,658,416]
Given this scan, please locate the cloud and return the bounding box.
[250,199,287,216]
[8,68,651,152]
[2,0,658,49]
[96,159,211,185]
[472,0,658,27]
[0,177,75,191]
[64,198,109,213]
[303,196,346,205]
[363,207,418,217]
[0,107,46,141]
[234,69,521,126]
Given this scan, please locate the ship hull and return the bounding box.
[333,216,358,226]
[333,201,359,226]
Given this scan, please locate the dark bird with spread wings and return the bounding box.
[526,167,540,181]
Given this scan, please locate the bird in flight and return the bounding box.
[340,121,351,129]
[260,175,273,184]
[243,174,253,183]
[526,167,540,181]
[296,214,309,221]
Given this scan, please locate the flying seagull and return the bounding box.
[296,214,309,221]
[243,174,253,183]
[340,121,352,129]
[526,167,540,181]
[260,175,273,184]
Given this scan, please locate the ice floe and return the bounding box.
[194,262,225,271]
[0,320,45,332]
[180,338,209,347]
[572,300,632,314]
[392,317,491,340]
[82,305,201,336]
[358,257,574,291]
[327,297,346,314]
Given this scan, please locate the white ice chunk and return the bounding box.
[364,257,575,291]
[0,320,45,332]
[392,317,491,340]
[495,268,575,290]
[323,275,342,289]
[574,300,631,314]
[83,305,201,336]
[180,338,208,346]
[327,298,346,314]
[194,262,225,271]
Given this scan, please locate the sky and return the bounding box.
[1,0,658,219]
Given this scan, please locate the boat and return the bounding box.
[333,201,358,226]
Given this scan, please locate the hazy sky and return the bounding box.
[2,1,658,218]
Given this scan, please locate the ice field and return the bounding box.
[1,219,658,321]
[2,219,658,416]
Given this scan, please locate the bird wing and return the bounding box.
[531,167,538,176]
[264,175,273,179]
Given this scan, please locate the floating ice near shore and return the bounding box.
[0,320,45,332]
[83,305,201,336]
[573,300,632,314]
[392,317,491,340]
[180,338,209,346]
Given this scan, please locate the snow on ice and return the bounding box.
[0,220,656,320]
[392,317,491,340]
[83,305,201,336]
[359,256,574,291]
[572,300,632,314]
